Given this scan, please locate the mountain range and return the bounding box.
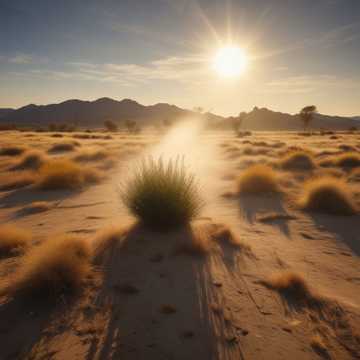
[0,98,358,130]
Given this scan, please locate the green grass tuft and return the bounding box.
[120,157,203,230]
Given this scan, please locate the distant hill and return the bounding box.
[227,107,359,131]
[0,98,195,127]
[0,98,358,130]
[0,108,14,119]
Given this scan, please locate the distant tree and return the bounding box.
[300,105,317,131]
[104,120,118,132]
[125,119,141,134]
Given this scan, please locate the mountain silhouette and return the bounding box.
[0,98,358,130]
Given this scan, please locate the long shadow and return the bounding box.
[87,224,245,360]
[0,293,74,359]
[0,187,79,209]
[306,212,360,256]
[238,194,292,238]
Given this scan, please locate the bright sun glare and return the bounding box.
[213,46,248,78]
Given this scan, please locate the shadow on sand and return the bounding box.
[306,212,360,257]
[87,223,246,360]
[237,194,292,238]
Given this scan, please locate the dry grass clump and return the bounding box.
[34,159,100,190]
[310,334,329,358]
[72,149,111,163]
[0,225,32,256]
[299,177,356,215]
[47,141,80,153]
[11,150,47,171]
[262,271,322,308]
[6,236,91,298]
[212,224,248,248]
[19,201,51,215]
[280,151,315,171]
[121,158,203,230]
[238,165,280,194]
[0,146,26,156]
[335,152,360,169]
[0,171,36,191]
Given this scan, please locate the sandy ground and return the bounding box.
[0,125,359,359]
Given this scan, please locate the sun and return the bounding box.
[213,46,248,78]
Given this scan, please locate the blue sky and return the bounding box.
[0,0,359,116]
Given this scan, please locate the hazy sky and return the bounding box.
[0,0,359,116]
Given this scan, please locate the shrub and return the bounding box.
[6,236,91,298]
[0,146,26,156]
[47,142,79,153]
[0,225,31,256]
[72,149,111,163]
[104,120,118,132]
[262,271,316,305]
[35,159,100,190]
[280,151,315,171]
[335,152,360,169]
[238,165,280,194]
[11,150,46,171]
[120,158,203,230]
[299,177,356,215]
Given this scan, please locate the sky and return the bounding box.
[0,0,359,116]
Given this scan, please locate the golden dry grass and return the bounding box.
[335,152,360,169]
[48,141,79,153]
[238,164,280,194]
[212,224,251,250]
[11,150,47,171]
[20,201,51,215]
[34,159,101,190]
[262,271,323,308]
[310,334,329,358]
[0,225,32,256]
[299,177,356,215]
[0,171,36,191]
[0,146,27,157]
[6,236,91,298]
[72,149,112,162]
[280,151,315,170]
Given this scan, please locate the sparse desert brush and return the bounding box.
[0,171,36,191]
[34,159,100,190]
[299,177,356,215]
[47,141,80,153]
[19,201,51,215]
[11,150,47,171]
[237,164,280,194]
[121,157,203,230]
[0,146,26,156]
[0,225,31,256]
[262,271,321,307]
[212,224,248,249]
[72,149,111,162]
[280,151,315,171]
[335,152,360,169]
[6,236,91,298]
[310,334,329,358]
